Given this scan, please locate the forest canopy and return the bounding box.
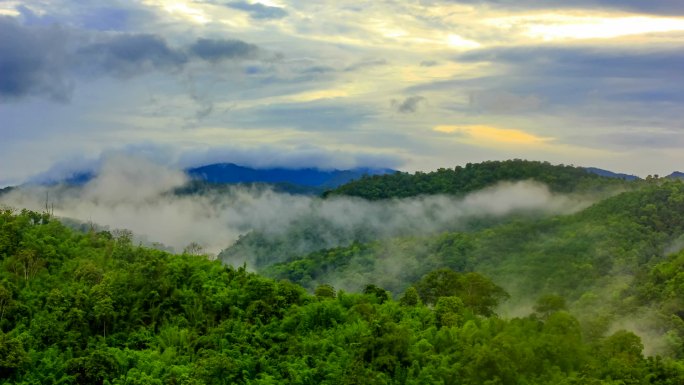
[2,160,684,383]
[1,206,684,384]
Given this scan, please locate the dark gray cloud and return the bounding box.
[0,16,263,101]
[225,1,288,19]
[189,38,259,62]
[437,0,684,15]
[391,96,426,113]
[414,45,684,110]
[80,36,260,77]
[298,65,336,74]
[457,46,684,80]
[406,44,684,127]
[78,34,187,77]
[0,17,71,101]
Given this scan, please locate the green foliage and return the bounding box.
[326,159,630,200]
[408,268,509,316]
[534,294,567,318]
[399,286,420,307]
[267,181,684,312]
[314,283,336,299]
[0,208,683,383]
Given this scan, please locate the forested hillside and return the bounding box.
[325,160,632,200]
[221,160,634,271]
[268,180,684,295]
[2,208,684,384]
[262,180,684,361]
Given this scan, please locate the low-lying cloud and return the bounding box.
[1,156,592,260]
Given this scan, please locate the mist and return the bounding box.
[1,156,595,261]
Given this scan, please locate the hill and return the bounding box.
[1,208,683,383]
[187,163,394,188]
[266,180,684,294]
[263,180,684,355]
[584,167,640,181]
[25,163,395,196]
[220,160,635,268]
[325,159,631,200]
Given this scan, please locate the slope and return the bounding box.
[1,209,683,383]
[325,159,632,200]
[220,160,635,269]
[264,181,684,351]
[187,163,394,188]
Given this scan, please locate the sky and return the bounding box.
[2,0,684,186]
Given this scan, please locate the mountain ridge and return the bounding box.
[186,162,395,188]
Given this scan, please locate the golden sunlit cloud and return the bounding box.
[253,0,283,6]
[434,125,553,146]
[155,1,210,24]
[490,14,684,41]
[0,8,19,16]
[447,34,482,49]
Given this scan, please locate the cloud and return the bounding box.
[434,125,553,146]
[449,45,684,117]
[224,1,287,20]
[571,131,684,150]
[420,60,438,67]
[391,96,426,113]
[437,0,684,15]
[469,90,542,113]
[21,143,405,185]
[0,16,265,100]
[0,16,72,101]
[229,100,374,131]
[188,38,259,62]
[177,144,405,170]
[344,58,388,72]
[77,34,187,77]
[16,5,60,26]
[81,154,188,204]
[0,156,591,260]
[457,46,684,80]
[79,7,133,31]
[17,1,158,31]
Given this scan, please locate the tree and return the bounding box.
[7,249,45,282]
[413,269,508,315]
[91,280,115,337]
[435,296,464,327]
[414,268,462,305]
[459,272,509,316]
[399,286,420,307]
[0,284,10,322]
[363,284,390,304]
[0,332,28,377]
[533,294,567,318]
[183,242,204,256]
[315,284,336,299]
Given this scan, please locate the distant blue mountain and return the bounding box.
[667,171,684,179]
[25,170,96,187]
[29,163,395,191]
[187,163,395,188]
[584,167,640,181]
